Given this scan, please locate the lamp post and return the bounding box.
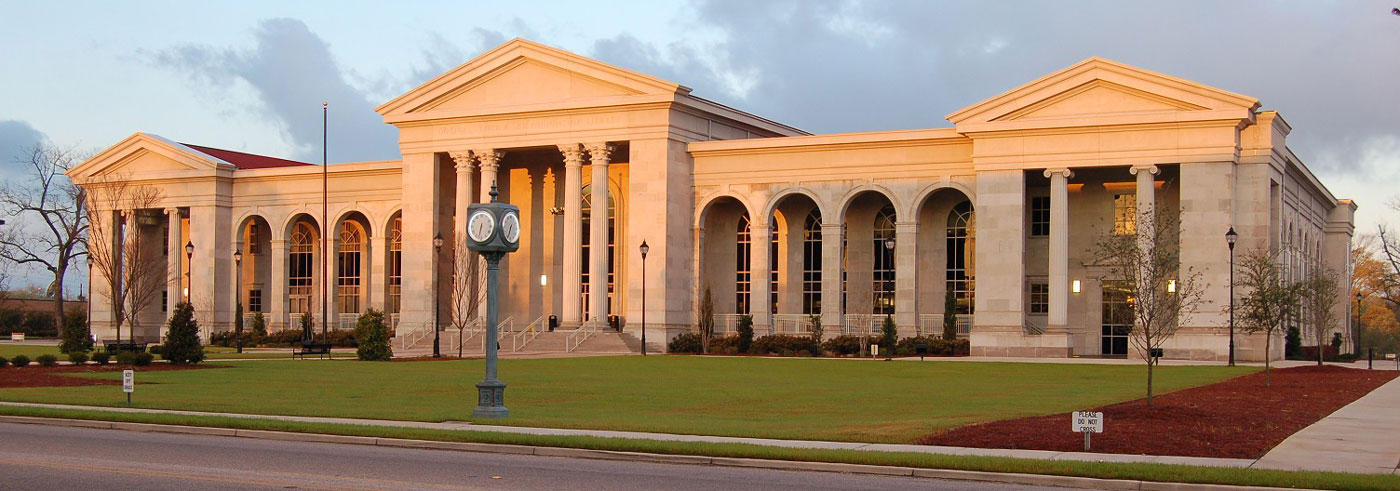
[433,233,444,358]
[639,240,649,356]
[1225,227,1237,367]
[234,249,243,353]
[184,241,194,303]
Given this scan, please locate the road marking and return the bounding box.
[0,455,486,490]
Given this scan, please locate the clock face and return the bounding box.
[468,210,495,243]
[501,211,521,244]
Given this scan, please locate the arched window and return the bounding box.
[289,222,316,315]
[581,184,616,320]
[736,213,752,314]
[947,201,975,316]
[388,216,402,314]
[872,206,896,315]
[802,211,822,315]
[336,221,364,315]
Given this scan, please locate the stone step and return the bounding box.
[391,329,641,358]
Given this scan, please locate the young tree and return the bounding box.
[1304,260,1342,365]
[942,290,958,340]
[807,314,823,356]
[1094,208,1205,405]
[0,142,89,330]
[354,308,392,361]
[698,286,715,354]
[58,309,92,354]
[881,314,897,360]
[84,175,164,344]
[448,237,487,358]
[162,301,205,365]
[1236,248,1303,386]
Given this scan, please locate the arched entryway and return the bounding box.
[333,212,373,329]
[840,190,898,335]
[284,214,321,329]
[767,192,824,334]
[914,188,975,337]
[235,215,273,330]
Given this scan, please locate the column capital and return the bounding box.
[449,151,475,171]
[584,143,615,163]
[558,144,586,166]
[473,149,503,168]
[1128,164,1159,176]
[1043,168,1075,179]
[165,207,182,216]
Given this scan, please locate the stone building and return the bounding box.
[67,38,1353,360]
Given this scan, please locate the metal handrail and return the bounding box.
[842,314,880,335]
[512,316,545,352]
[772,314,809,335]
[713,314,742,334]
[337,313,358,331]
[566,319,602,352]
[400,322,434,351]
[481,316,514,350]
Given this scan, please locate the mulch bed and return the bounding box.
[0,364,223,389]
[919,365,1398,459]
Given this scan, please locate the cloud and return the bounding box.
[0,120,47,167]
[152,18,399,163]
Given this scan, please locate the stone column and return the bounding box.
[368,235,387,312]
[398,152,439,333]
[1130,164,1158,242]
[558,144,585,327]
[585,143,614,325]
[325,227,339,331]
[475,150,502,325]
[189,205,232,337]
[894,221,918,336]
[1044,168,1072,332]
[820,223,843,333]
[750,220,772,333]
[268,239,287,331]
[166,208,183,319]
[971,170,1027,356]
[450,151,476,247]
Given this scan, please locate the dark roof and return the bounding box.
[180,143,314,170]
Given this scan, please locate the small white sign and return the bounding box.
[122,370,134,393]
[1072,411,1103,433]
[870,344,879,357]
[10,333,23,341]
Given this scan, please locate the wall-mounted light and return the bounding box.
[1072,280,1081,294]
[540,274,548,286]
[1167,279,1177,293]
[549,207,565,216]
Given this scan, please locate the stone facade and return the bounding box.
[68,39,1353,361]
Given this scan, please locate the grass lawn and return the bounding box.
[0,356,1253,443]
[0,344,59,359]
[0,344,353,360]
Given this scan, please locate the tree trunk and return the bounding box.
[52,266,67,334]
[1265,328,1272,387]
[1146,357,1155,406]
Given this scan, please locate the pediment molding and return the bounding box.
[67,132,232,182]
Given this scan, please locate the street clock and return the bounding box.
[465,185,520,254]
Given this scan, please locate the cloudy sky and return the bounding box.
[1,0,1398,291]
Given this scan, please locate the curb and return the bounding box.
[0,415,1308,491]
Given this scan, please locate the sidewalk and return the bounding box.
[1255,375,1400,475]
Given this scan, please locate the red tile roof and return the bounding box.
[181,143,314,170]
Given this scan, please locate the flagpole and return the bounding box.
[321,102,328,341]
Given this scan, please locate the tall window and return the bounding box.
[872,206,896,315]
[248,223,261,255]
[581,184,616,320]
[802,211,822,315]
[337,222,363,314]
[947,201,975,316]
[770,223,779,315]
[248,289,263,313]
[735,213,752,314]
[1030,196,1050,237]
[289,223,315,315]
[1028,282,1048,314]
[388,217,402,314]
[1101,280,1132,356]
[1113,194,1136,235]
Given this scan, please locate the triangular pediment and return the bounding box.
[67,133,231,182]
[378,38,688,121]
[948,57,1260,129]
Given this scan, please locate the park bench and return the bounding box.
[293,343,333,360]
[104,342,148,353]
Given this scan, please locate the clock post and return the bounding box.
[466,184,520,419]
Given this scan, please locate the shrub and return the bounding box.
[736,315,754,354]
[668,332,703,354]
[1285,325,1302,357]
[354,308,392,361]
[1299,345,1341,361]
[114,350,137,365]
[161,302,204,365]
[0,356,8,367]
[67,351,89,365]
[943,292,959,340]
[58,310,93,354]
[1331,333,1344,351]
[752,335,817,355]
[0,307,23,333]
[133,352,154,366]
[90,351,110,365]
[251,312,268,337]
[11,354,31,367]
[708,334,739,353]
[20,311,58,337]
[881,315,897,357]
[262,329,308,346]
[896,336,969,356]
[822,335,865,356]
[299,312,315,340]
[210,330,263,348]
[35,353,58,367]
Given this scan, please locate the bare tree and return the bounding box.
[1236,248,1303,386]
[84,176,165,344]
[449,236,487,358]
[1094,208,1205,405]
[1304,259,1342,365]
[1376,224,1400,328]
[698,286,714,353]
[0,142,88,329]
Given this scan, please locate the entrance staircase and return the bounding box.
[390,321,660,358]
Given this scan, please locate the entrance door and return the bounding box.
[1101,281,1131,356]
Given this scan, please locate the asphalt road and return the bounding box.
[0,422,1067,490]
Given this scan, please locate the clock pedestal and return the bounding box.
[471,250,510,418]
[465,184,518,419]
